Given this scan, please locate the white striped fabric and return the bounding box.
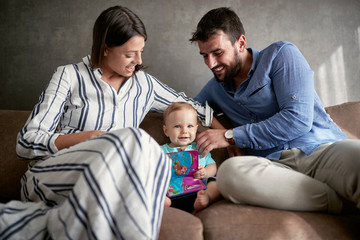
[1,128,171,239]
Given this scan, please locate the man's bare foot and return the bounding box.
[193,190,210,211]
[164,196,172,207]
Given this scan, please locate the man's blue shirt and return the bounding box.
[195,41,347,160]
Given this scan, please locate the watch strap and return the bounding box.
[227,137,235,145]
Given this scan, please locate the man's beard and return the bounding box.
[214,50,242,85]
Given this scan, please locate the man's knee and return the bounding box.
[323,140,360,170]
[217,156,267,197]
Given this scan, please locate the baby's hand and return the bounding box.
[193,166,207,179]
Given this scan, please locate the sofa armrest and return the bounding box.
[0,110,31,202]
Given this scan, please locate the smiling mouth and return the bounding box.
[178,137,190,140]
[212,65,225,74]
[126,66,135,73]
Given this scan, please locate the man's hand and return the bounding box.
[196,129,229,157]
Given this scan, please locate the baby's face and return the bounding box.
[163,108,198,148]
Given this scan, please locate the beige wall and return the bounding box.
[1,0,359,110]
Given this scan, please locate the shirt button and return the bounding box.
[251,119,255,123]
[292,95,296,99]
[242,144,247,147]
[258,146,262,149]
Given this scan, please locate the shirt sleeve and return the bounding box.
[201,152,216,167]
[160,144,170,153]
[149,75,214,127]
[16,66,71,159]
[234,44,315,150]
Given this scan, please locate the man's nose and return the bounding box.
[207,55,217,69]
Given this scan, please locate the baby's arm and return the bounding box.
[204,163,217,177]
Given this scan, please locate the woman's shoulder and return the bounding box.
[54,56,91,72]
[50,56,97,86]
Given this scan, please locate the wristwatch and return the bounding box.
[224,129,235,145]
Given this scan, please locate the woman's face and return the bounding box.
[103,35,145,79]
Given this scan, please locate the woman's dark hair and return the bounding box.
[91,5,147,70]
[189,7,245,44]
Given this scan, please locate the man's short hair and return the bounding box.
[189,7,245,44]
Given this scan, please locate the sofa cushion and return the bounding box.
[159,207,203,240]
[196,200,360,240]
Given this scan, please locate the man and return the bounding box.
[192,7,360,213]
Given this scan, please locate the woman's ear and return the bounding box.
[104,45,109,57]
[163,125,168,137]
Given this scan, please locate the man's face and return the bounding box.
[198,31,242,84]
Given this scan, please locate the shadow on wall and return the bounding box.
[316,45,347,106]
[315,26,360,107]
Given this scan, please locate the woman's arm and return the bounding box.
[17,66,71,159]
[210,117,225,130]
[55,130,106,151]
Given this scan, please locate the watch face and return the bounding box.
[225,130,233,139]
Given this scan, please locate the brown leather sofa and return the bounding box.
[1,101,360,239]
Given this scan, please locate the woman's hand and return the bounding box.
[55,130,106,151]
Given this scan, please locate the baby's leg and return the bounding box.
[193,181,220,211]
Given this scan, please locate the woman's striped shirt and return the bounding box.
[16,56,213,160]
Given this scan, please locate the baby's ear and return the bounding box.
[163,125,168,136]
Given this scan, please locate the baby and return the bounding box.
[161,102,220,210]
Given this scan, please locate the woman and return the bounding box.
[2,6,212,240]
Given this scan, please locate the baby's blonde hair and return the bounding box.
[163,102,197,124]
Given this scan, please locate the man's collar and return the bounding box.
[247,48,259,77]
